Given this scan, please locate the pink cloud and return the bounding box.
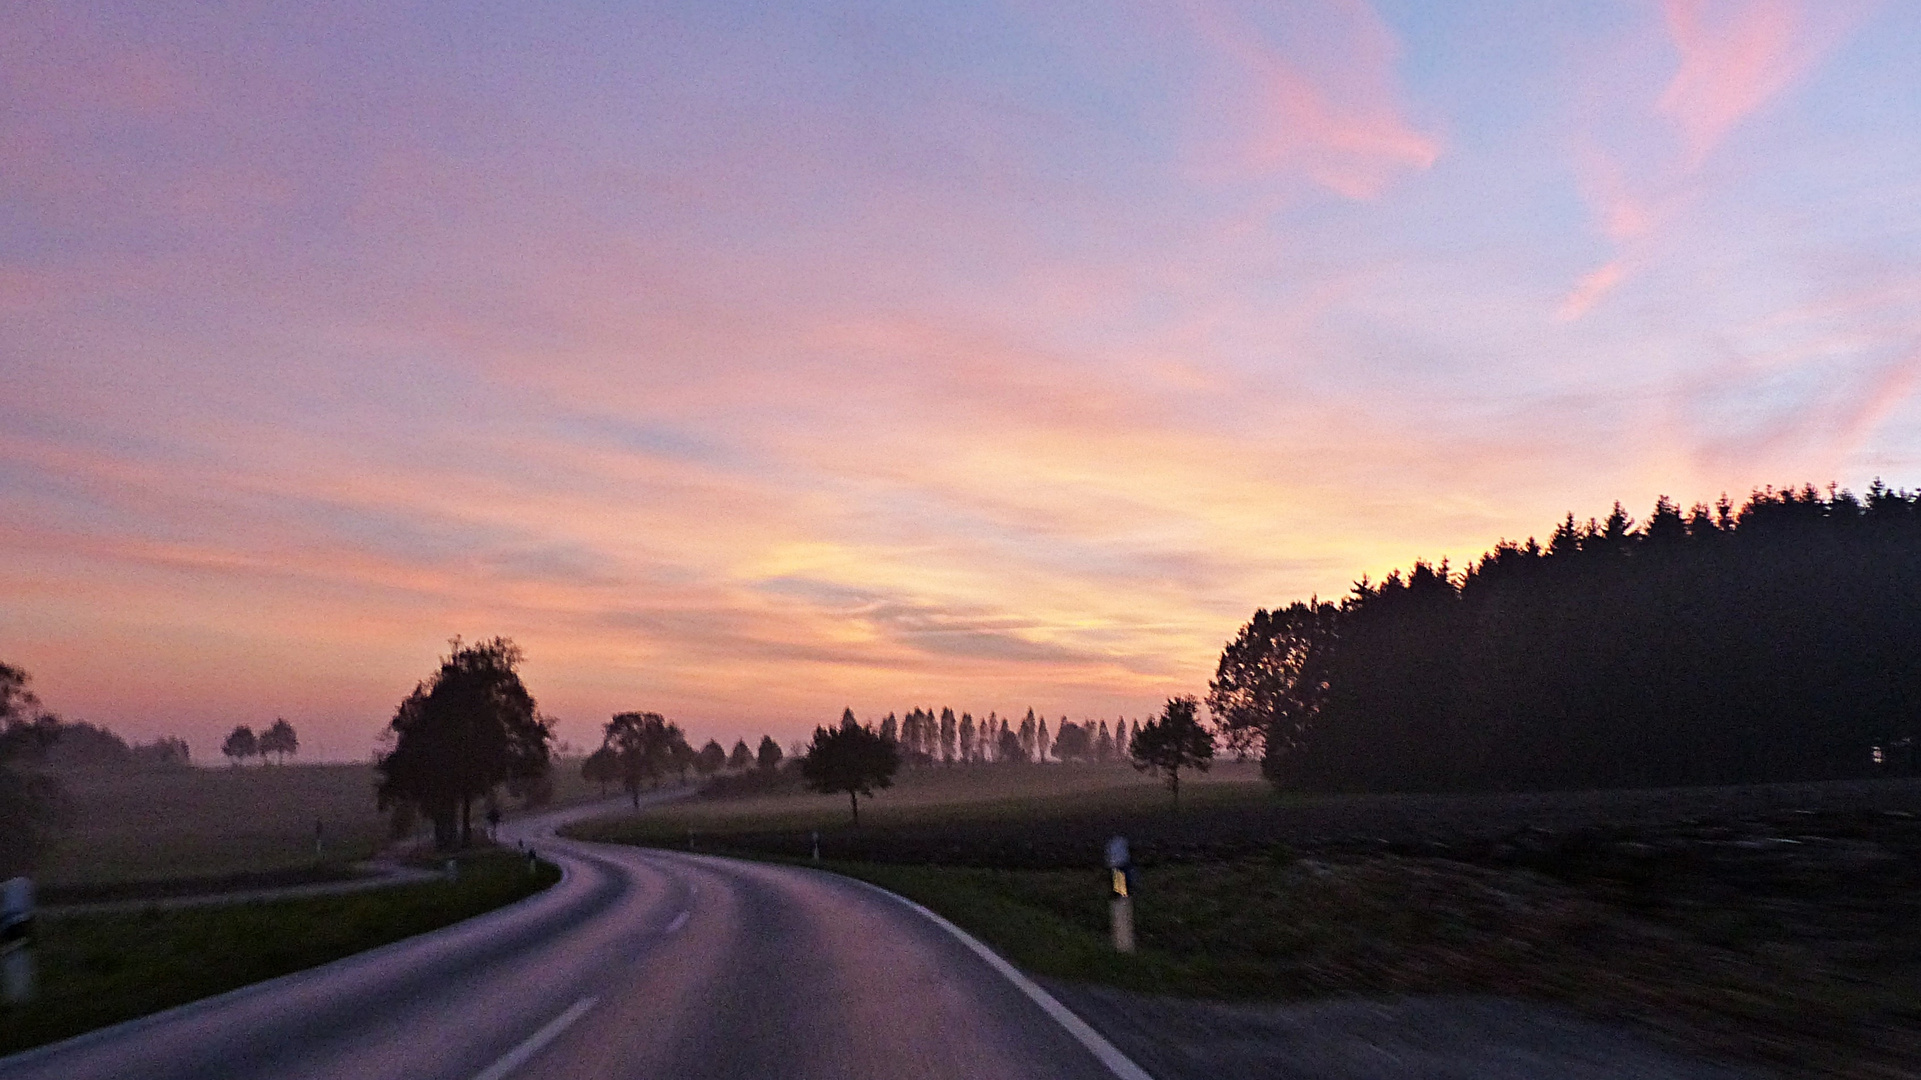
[1557,260,1627,322]
[1183,0,1440,199]
[1658,0,1866,165]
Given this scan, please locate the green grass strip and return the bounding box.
[0,852,559,1056]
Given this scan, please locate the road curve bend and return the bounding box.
[0,798,1146,1080]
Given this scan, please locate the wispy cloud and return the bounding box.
[1181,0,1440,199]
[1557,0,1871,320]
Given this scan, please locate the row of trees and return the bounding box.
[801,699,1218,821]
[875,707,1143,767]
[221,719,299,765]
[1210,483,1921,793]
[580,724,785,803]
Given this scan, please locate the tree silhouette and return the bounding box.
[258,718,299,764]
[670,734,697,785]
[581,745,618,795]
[1207,601,1338,770]
[1053,721,1091,762]
[0,663,62,878]
[376,637,552,848]
[222,725,257,766]
[1242,484,1921,793]
[800,718,899,824]
[757,734,784,772]
[727,738,753,771]
[604,711,679,807]
[696,739,727,778]
[996,726,1025,764]
[1129,696,1214,809]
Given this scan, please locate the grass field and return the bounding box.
[35,757,616,891]
[1,850,560,1056]
[571,768,1921,1079]
[38,764,390,888]
[583,760,1266,837]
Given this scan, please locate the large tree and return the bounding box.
[581,745,618,795]
[221,725,257,766]
[0,663,62,878]
[1207,601,1339,770]
[800,714,898,824]
[376,638,553,848]
[258,718,299,764]
[1129,696,1215,810]
[727,738,754,771]
[1053,720,1091,762]
[603,711,686,806]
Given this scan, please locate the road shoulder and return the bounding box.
[1037,979,1767,1080]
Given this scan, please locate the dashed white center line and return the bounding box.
[665,910,690,934]
[470,996,597,1080]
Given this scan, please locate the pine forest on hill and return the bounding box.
[1214,482,1921,794]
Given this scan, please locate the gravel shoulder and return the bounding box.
[1042,981,1766,1080]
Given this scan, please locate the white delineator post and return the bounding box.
[1105,836,1135,954]
[2,876,34,1004]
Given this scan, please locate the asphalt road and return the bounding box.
[0,796,1141,1080]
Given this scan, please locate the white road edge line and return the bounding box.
[470,996,597,1080]
[665,909,690,934]
[847,878,1156,1080]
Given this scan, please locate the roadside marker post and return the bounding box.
[1105,836,1135,954]
[444,859,459,884]
[811,831,821,862]
[2,876,34,1004]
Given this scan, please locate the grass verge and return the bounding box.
[0,850,560,1057]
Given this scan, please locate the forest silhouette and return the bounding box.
[1220,483,1921,792]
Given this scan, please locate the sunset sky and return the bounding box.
[5,0,1918,759]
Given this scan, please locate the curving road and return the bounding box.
[0,797,1145,1080]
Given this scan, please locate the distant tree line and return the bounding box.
[873,706,1145,767]
[581,720,787,803]
[1211,483,1921,793]
[801,699,1214,821]
[580,704,1159,811]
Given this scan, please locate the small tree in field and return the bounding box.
[603,711,680,807]
[259,718,299,764]
[756,734,784,771]
[696,739,726,778]
[1129,696,1214,810]
[222,725,257,766]
[727,738,753,771]
[800,716,898,824]
[581,745,618,795]
[670,734,697,785]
